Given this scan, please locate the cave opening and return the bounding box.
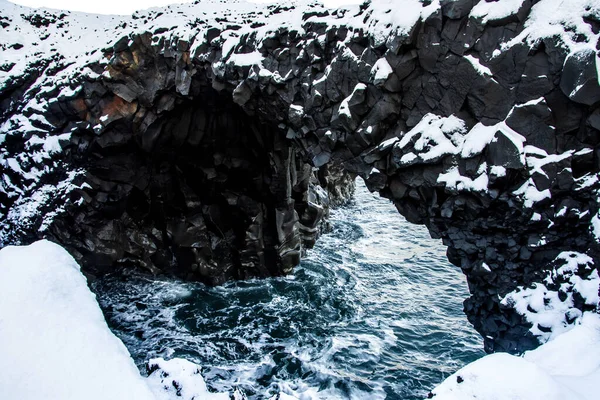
[62,85,326,285]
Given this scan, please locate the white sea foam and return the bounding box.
[93,180,483,399]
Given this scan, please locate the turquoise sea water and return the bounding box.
[93,180,484,399]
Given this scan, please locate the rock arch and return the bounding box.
[1,0,599,353]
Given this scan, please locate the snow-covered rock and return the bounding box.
[0,240,155,400]
[146,358,232,400]
[501,251,599,344]
[0,240,233,400]
[431,312,600,400]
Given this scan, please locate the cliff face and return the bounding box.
[0,1,358,286]
[1,0,599,353]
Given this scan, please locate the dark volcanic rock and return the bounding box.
[1,0,599,355]
[560,48,600,106]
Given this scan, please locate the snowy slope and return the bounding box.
[431,312,600,400]
[0,240,156,400]
[0,240,232,400]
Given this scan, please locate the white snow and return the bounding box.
[147,358,230,400]
[470,0,525,25]
[0,240,237,400]
[336,83,365,121]
[438,166,489,193]
[591,212,600,242]
[0,240,156,400]
[513,178,551,208]
[396,114,467,164]
[460,123,498,158]
[9,1,365,15]
[371,57,393,85]
[556,206,568,217]
[576,173,599,190]
[432,352,578,400]
[337,97,352,119]
[523,313,600,398]
[394,115,529,195]
[351,0,440,47]
[503,0,600,53]
[464,54,492,76]
[489,165,507,177]
[461,120,526,161]
[526,151,572,179]
[42,132,70,154]
[8,1,195,15]
[400,152,418,164]
[432,312,600,400]
[502,251,599,342]
[289,104,304,115]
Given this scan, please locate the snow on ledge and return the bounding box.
[470,0,525,25]
[431,312,600,400]
[0,240,232,400]
[503,0,600,52]
[0,240,155,400]
[501,251,599,343]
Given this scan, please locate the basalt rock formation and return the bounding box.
[1,0,599,354]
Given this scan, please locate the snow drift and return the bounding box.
[431,312,600,400]
[0,240,229,400]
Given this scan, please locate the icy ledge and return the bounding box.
[0,240,230,400]
[431,312,600,400]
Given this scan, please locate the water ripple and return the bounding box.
[92,180,484,399]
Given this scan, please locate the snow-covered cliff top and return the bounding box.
[2,0,599,89]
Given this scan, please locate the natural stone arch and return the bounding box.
[1,0,599,354]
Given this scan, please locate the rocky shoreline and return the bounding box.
[1,0,599,354]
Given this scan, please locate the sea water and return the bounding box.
[93,180,484,399]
